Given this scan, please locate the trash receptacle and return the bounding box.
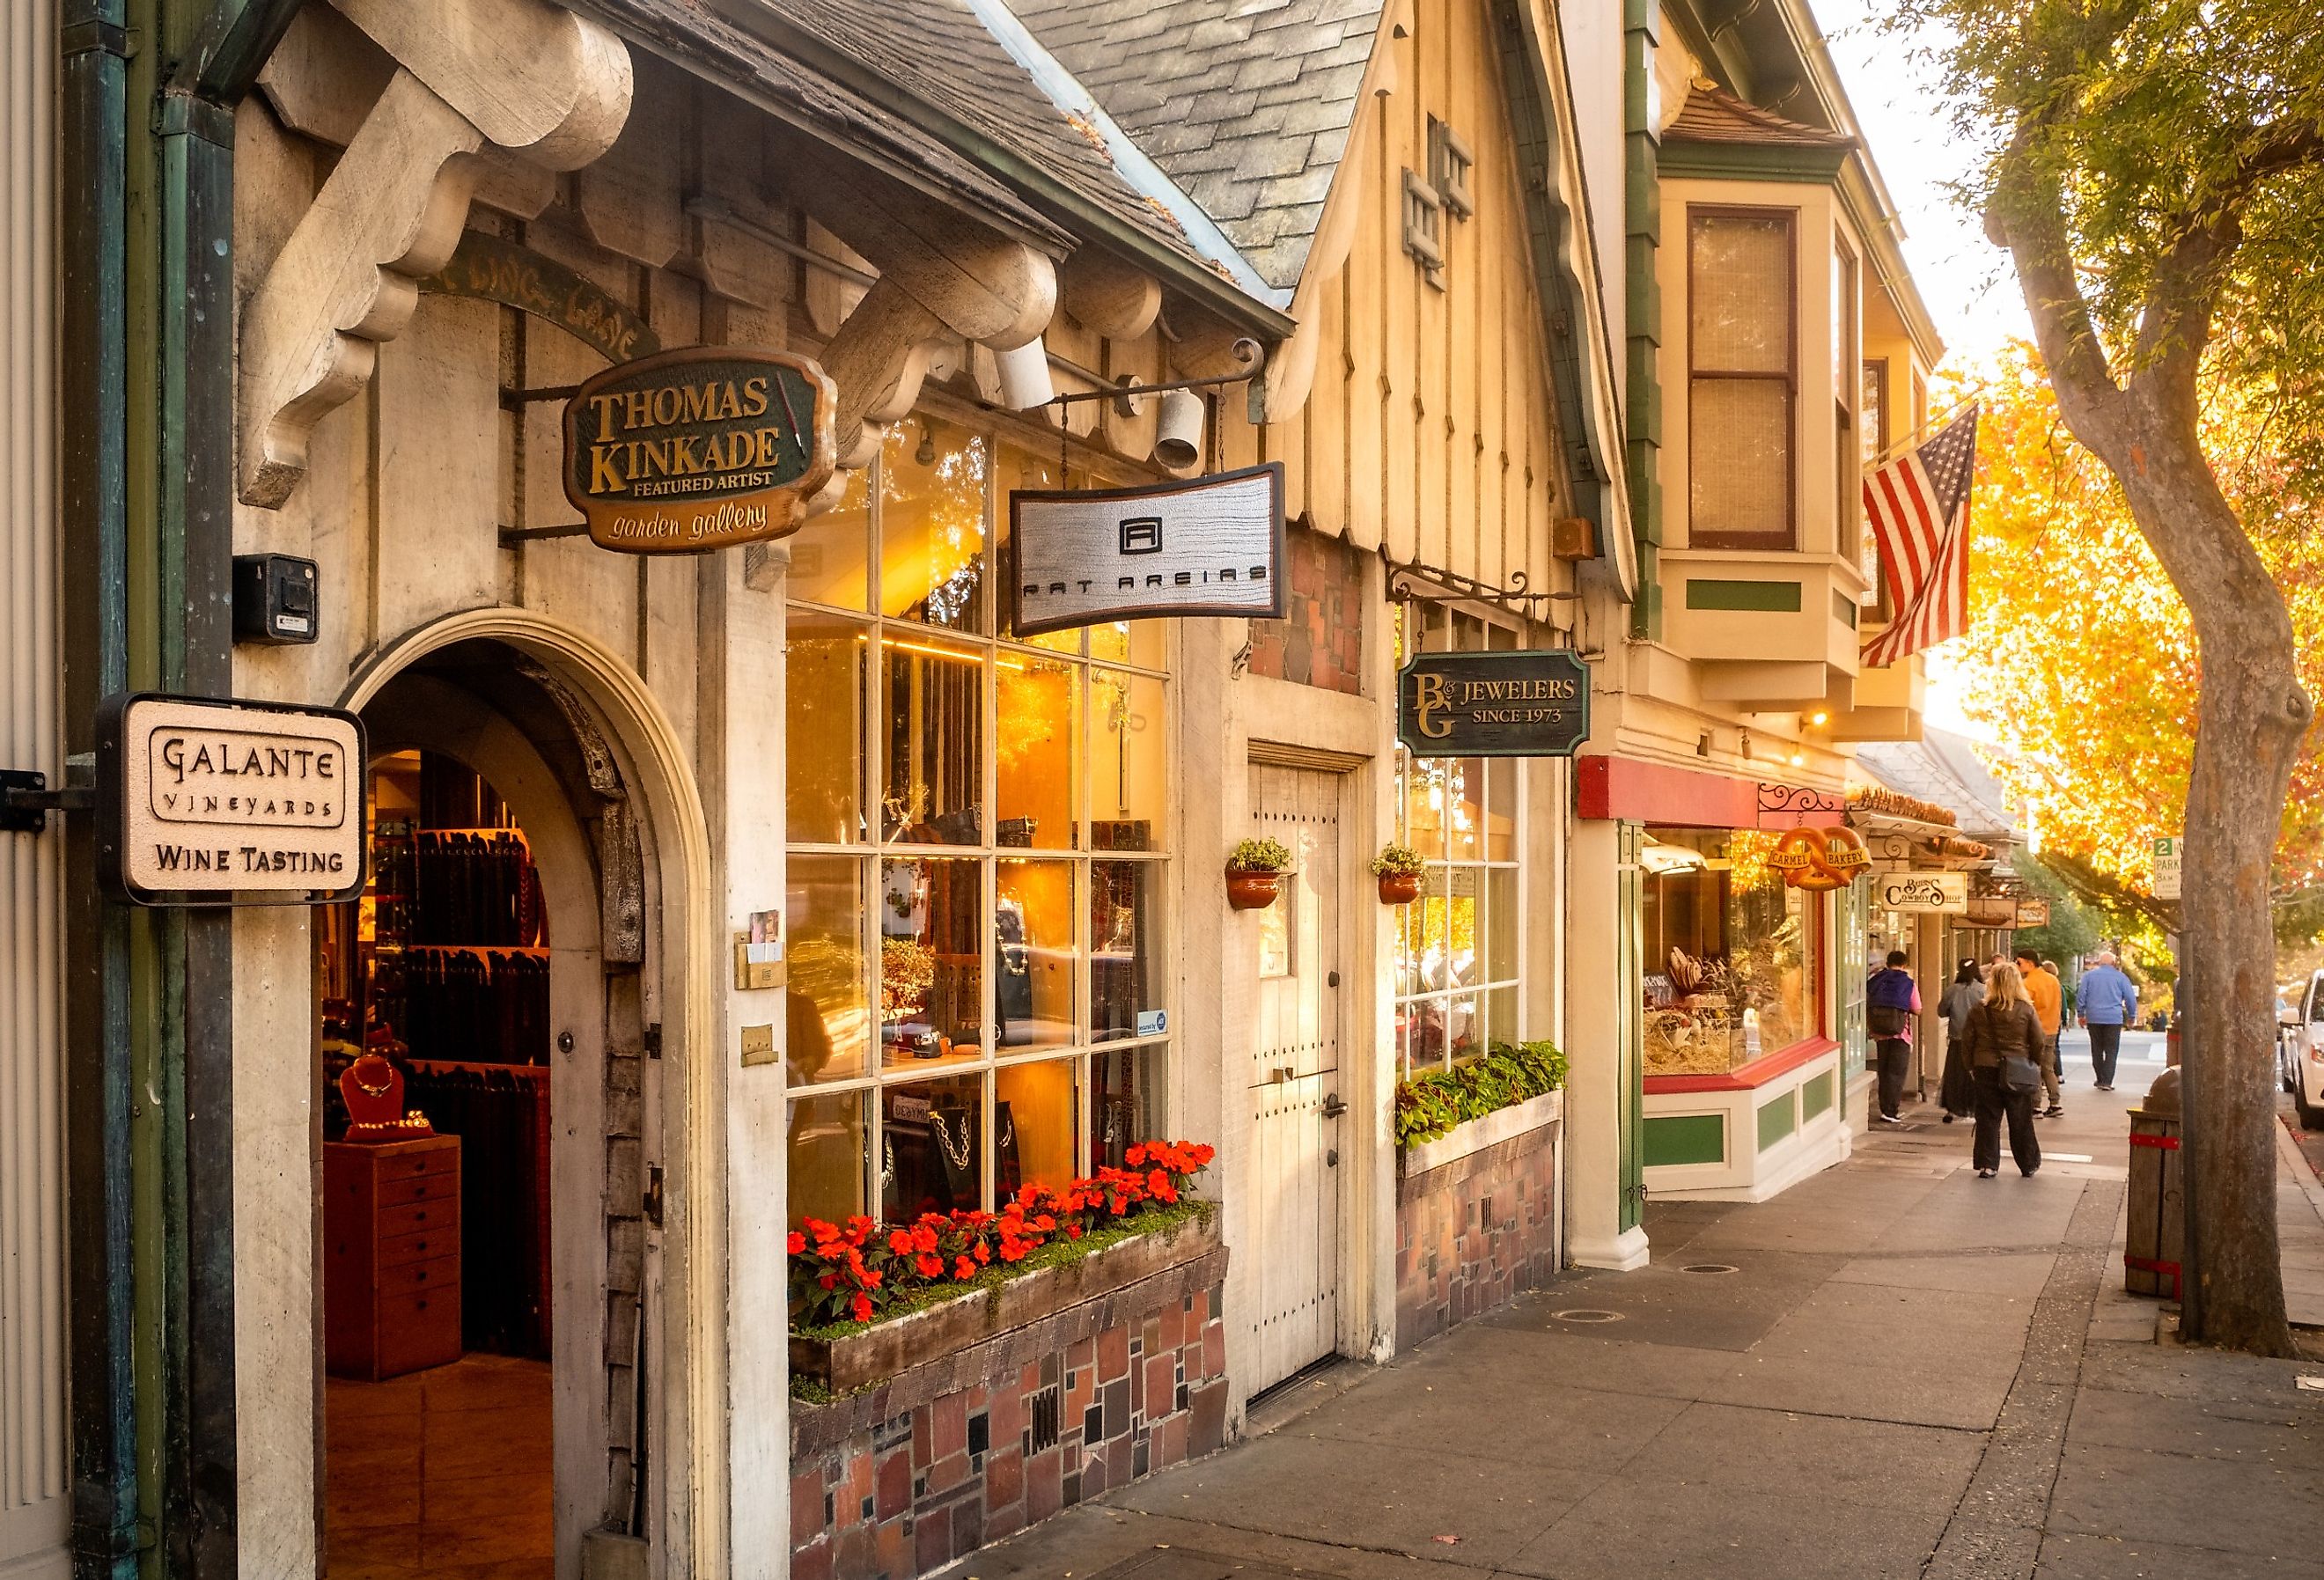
[2126,1067,2184,1298]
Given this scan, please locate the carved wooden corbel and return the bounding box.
[238,0,633,508]
[820,278,952,471]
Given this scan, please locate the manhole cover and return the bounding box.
[1549,1308,1625,1324]
[1680,1262,1739,1275]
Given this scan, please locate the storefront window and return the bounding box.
[785,412,1172,1225]
[1641,829,1820,1075]
[1390,604,1526,1078]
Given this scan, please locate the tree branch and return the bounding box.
[1987,132,2128,455]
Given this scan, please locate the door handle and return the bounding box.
[1327,970,1340,988]
[1327,1148,1340,1167]
[1321,1093,1346,1119]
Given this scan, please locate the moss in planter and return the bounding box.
[790,1200,1211,1348]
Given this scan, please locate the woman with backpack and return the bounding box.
[1961,961,2046,1179]
[1938,958,1982,1122]
[1866,950,1922,1124]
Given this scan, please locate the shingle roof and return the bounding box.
[1665,83,1856,150]
[1854,729,2019,843]
[1008,0,1385,293]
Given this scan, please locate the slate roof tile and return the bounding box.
[1011,0,1386,290]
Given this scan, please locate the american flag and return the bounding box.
[1861,405,1979,669]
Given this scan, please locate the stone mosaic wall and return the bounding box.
[1247,525,1364,694]
[1394,1120,1560,1350]
[789,1252,1229,1578]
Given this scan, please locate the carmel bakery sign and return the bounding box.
[1396,650,1591,758]
[98,694,366,905]
[563,347,836,554]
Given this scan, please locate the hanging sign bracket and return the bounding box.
[0,767,93,834]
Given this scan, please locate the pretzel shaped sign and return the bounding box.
[1769,825,1871,891]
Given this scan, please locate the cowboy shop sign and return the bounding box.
[563,347,836,554]
[1396,650,1592,758]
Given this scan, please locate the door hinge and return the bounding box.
[642,1165,665,1229]
[643,1023,662,1060]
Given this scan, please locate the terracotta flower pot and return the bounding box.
[1377,871,1422,905]
[1225,869,1283,910]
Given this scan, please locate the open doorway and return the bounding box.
[317,747,557,1576]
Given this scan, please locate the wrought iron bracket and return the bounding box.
[1045,339,1263,417]
[1385,559,1580,609]
[1,768,94,834]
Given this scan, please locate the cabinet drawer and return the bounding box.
[377,1144,459,1182]
[378,1200,455,1239]
[377,1170,459,1209]
[378,1253,459,1299]
[378,1226,458,1268]
[374,1286,460,1378]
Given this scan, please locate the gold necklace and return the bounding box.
[349,1059,394,1098]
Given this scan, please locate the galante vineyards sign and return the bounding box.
[1396,649,1591,758]
[563,347,836,554]
[98,694,367,905]
[1007,463,1284,637]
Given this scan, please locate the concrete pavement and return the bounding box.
[947,1045,2324,1580]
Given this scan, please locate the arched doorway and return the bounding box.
[315,637,680,1576]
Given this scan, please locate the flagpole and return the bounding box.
[1865,388,1983,470]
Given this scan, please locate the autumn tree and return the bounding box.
[1901,0,2324,1353]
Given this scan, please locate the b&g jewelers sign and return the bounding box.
[98,694,367,905]
[1395,650,1591,758]
[563,347,836,554]
[1008,463,1285,636]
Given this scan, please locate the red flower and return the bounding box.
[786,1231,805,1256]
[887,1229,915,1255]
[916,1253,944,1277]
[1125,1143,1148,1166]
[1066,1224,1083,1240]
[954,1257,976,1281]
[973,1240,992,1264]
[912,1223,940,1253]
[850,1292,873,1323]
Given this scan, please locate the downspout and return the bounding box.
[57,2,143,1576]
[1621,0,1664,642]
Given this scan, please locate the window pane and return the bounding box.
[996,651,1076,849]
[881,419,989,632]
[1448,992,1482,1060]
[882,634,983,843]
[1087,620,1165,671]
[1691,378,1792,542]
[1088,669,1166,851]
[1092,860,1166,1041]
[1393,889,1423,997]
[1090,1043,1166,1169]
[1483,984,1519,1052]
[1485,866,1519,984]
[786,464,870,610]
[786,613,866,844]
[786,1091,866,1227]
[1443,866,1480,991]
[787,854,869,1082]
[1447,757,1484,862]
[1416,868,1452,993]
[1485,758,1516,862]
[1690,211,1791,372]
[996,860,1074,1050]
[1406,997,1448,1073]
[1403,754,1448,860]
[996,1057,1077,1196]
[882,1071,983,1218]
[995,443,1083,651]
[881,856,983,1067]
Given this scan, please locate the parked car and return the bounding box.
[2281,974,2324,1129]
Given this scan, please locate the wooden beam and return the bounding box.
[1060,248,1160,340]
[820,276,949,470]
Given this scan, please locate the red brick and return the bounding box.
[988,1381,1023,1448]
[1155,1413,1188,1469]
[916,1511,951,1574]
[927,1450,971,1493]
[1144,1354,1173,1418]
[1026,1448,1063,1524]
[791,1467,827,1545]
[912,1407,932,1469]
[933,1390,968,1459]
[873,1519,910,1580]
[1202,1319,1224,1379]
[1066,1365,1092,1415]
[874,1448,911,1521]
[1019,1361,1040,1397]
[1066,1336,1094,1372]
[842,1447,873,1521]
[985,1444,1024,1513]
[1081,1444,1109,1497]
[1140,1315,1162,1356]
[790,1538,834,1580]
[1158,1301,1183,1353]
[1099,1324,1129,1382]
[986,1500,1026,1544]
[834,1523,873,1576]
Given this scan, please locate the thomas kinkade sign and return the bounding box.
[1008,463,1284,637]
[563,347,836,554]
[98,694,366,906]
[1395,650,1591,758]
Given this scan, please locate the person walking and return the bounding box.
[2077,951,2140,1091]
[1962,961,2046,1178]
[2016,947,2064,1118]
[1866,949,1922,1125]
[1938,958,1982,1121]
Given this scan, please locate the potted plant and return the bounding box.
[1225,836,1292,910]
[1370,841,1425,904]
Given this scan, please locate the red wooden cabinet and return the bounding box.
[324,1135,462,1379]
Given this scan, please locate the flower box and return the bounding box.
[791,1207,1222,1395]
[1401,1088,1563,1178]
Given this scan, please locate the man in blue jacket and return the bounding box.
[2077,952,2140,1091]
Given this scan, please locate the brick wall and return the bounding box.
[1247,525,1364,694]
[1394,1121,1560,1350]
[790,1251,1229,1578]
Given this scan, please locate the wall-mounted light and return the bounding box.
[1788,751,1806,768]
[914,418,937,467]
[1152,388,1203,473]
[1803,709,1831,730]
[1739,731,1754,760]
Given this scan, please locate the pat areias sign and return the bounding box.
[1396,650,1591,758]
[563,347,836,554]
[1007,463,1284,637]
[99,694,367,905]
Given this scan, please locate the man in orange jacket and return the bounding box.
[2016,947,2063,1117]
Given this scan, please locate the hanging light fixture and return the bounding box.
[914,418,937,467]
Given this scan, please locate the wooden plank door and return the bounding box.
[1245,763,1345,1395]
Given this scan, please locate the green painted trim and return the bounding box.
[1644,1113,1725,1169]
[1757,1091,1797,1152]
[1657,145,1851,183]
[1622,11,1662,642]
[1685,578,1803,612]
[1800,1070,1835,1122]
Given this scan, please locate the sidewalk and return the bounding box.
[950,1041,2324,1580]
